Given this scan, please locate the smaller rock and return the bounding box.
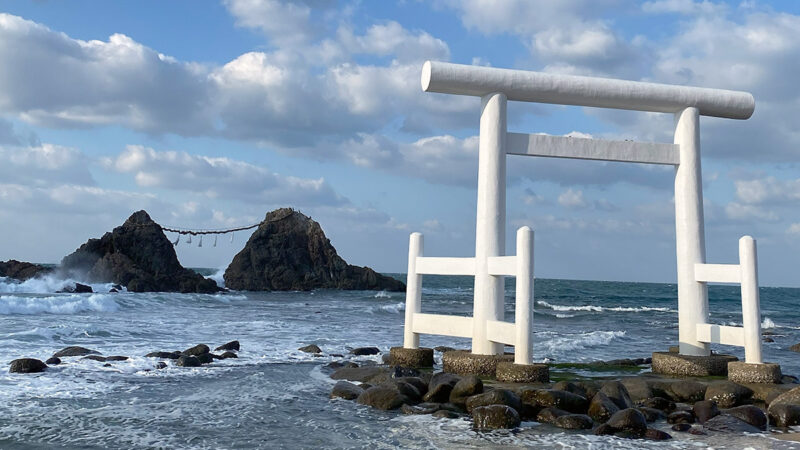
[146,351,180,359]
[768,404,800,428]
[789,343,800,352]
[392,367,421,378]
[782,375,799,384]
[299,344,322,354]
[75,283,93,293]
[105,356,128,361]
[671,423,692,432]
[607,408,648,438]
[176,355,202,367]
[182,344,210,357]
[432,409,459,419]
[644,429,672,440]
[722,405,767,430]
[593,423,615,435]
[692,400,720,424]
[9,358,47,373]
[402,403,439,415]
[53,346,99,358]
[215,341,240,352]
[82,355,107,362]
[599,381,634,409]
[703,414,761,433]
[637,397,675,412]
[350,347,380,356]
[195,353,214,365]
[109,288,118,293]
[472,405,520,431]
[155,362,167,369]
[637,407,665,423]
[667,410,694,424]
[356,385,408,410]
[220,351,237,359]
[450,375,483,405]
[521,389,588,414]
[424,373,460,403]
[553,414,593,430]
[45,357,61,366]
[552,381,588,399]
[704,381,753,408]
[764,337,774,343]
[588,392,620,423]
[536,407,570,424]
[331,381,364,400]
[668,380,707,403]
[465,389,522,415]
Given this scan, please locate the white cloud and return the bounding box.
[733,176,800,205]
[724,202,780,222]
[642,0,726,15]
[0,143,93,187]
[558,189,587,209]
[787,223,800,235]
[223,0,335,47]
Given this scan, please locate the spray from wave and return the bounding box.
[537,300,674,313]
[0,294,119,315]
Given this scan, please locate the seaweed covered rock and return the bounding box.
[0,260,52,281]
[60,210,219,293]
[223,208,405,291]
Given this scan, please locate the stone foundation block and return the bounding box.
[651,351,738,377]
[495,361,549,383]
[389,347,434,368]
[728,361,781,384]
[442,350,514,377]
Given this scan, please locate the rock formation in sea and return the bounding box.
[223,208,405,291]
[60,210,220,293]
[0,260,52,281]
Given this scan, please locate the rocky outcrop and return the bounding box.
[60,210,219,293]
[0,260,52,281]
[223,208,404,292]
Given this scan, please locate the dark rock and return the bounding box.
[704,380,753,408]
[155,362,167,369]
[356,385,408,410]
[668,380,707,402]
[330,366,390,384]
[575,380,601,400]
[536,407,570,424]
[424,373,460,403]
[637,397,675,412]
[768,404,800,427]
[552,381,587,399]
[432,409,459,419]
[60,210,220,293]
[789,343,800,352]
[782,375,800,384]
[392,367,420,378]
[692,400,720,424]
[299,344,322,354]
[703,414,761,433]
[769,384,800,407]
[621,378,653,401]
[220,351,237,359]
[671,423,692,432]
[472,405,520,430]
[45,357,61,366]
[325,361,344,370]
[688,427,707,435]
[350,347,380,356]
[606,408,648,438]
[520,388,588,414]
[599,381,633,409]
[764,337,774,343]
[593,423,615,435]
[667,410,694,424]
[108,288,118,293]
[223,208,405,291]
[395,377,427,397]
[392,380,423,402]
[434,346,456,353]
[9,358,47,373]
[439,402,466,414]
[722,405,767,430]
[0,260,52,281]
[215,341,240,352]
[553,414,593,430]
[183,344,210,356]
[465,389,522,414]
[401,403,440,415]
[105,356,128,361]
[146,351,180,359]
[195,353,214,364]
[644,429,672,440]
[176,355,201,367]
[449,375,483,405]
[82,355,107,362]
[588,392,620,423]
[636,407,665,422]
[103,363,112,367]
[330,381,364,400]
[53,346,99,358]
[75,283,93,293]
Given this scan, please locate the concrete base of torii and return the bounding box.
[442,350,549,382]
[652,351,738,377]
[728,361,782,384]
[389,347,434,368]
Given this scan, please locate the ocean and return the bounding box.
[1,272,799,449]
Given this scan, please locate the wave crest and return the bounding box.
[537,300,674,313]
[0,294,119,315]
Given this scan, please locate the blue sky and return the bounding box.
[0,0,799,287]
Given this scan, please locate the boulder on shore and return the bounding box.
[0,260,52,281]
[9,358,47,374]
[223,208,405,291]
[60,210,220,293]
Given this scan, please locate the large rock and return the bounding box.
[449,375,483,405]
[223,208,405,291]
[692,400,720,424]
[519,388,588,414]
[588,392,620,423]
[553,414,593,430]
[0,260,52,281]
[703,414,761,433]
[53,346,99,358]
[704,381,753,408]
[599,381,634,409]
[472,405,520,430]
[769,404,800,427]
[465,389,522,415]
[424,373,460,403]
[9,358,47,373]
[356,385,409,410]
[722,405,767,430]
[606,408,648,438]
[60,211,220,293]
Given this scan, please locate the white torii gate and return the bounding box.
[402,61,766,368]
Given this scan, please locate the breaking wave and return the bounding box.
[0,294,119,315]
[537,300,674,313]
[538,330,627,355]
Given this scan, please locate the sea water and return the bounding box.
[1,273,799,449]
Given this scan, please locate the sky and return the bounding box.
[0,0,799,287]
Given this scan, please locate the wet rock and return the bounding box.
[182,344,210,357]
[606,408,648,438]
[105,356,128,361]
[692,400,720,424]
[330,366,390,384]
[636,407,665,423]
[298,344,322,354]
[424,373,460,403]
[593,423,615,435]
[176,355,201,367]
[553,414,593,430]
[325,361,344,370]
[0,259,52,281]
[472,405,520,431]
[215,341,240,352]
[668,380,707,402]
[575,380,601,400]
[439,402,466,414]
[45,357,61,366]
[350,347,380,356]
[552,381,588,399]
[465,389,522,415]
[704,380,753,408]
[330,381,364,400]
[82,355,106,362]
[432,409,460,419]
[195,353,214,365]
[588,392,620,423]
[671,423,692,432]
[703,414,761,433]
[155,361,167,369]
[59,283,94,293]
[599,381,634,409]
[356,385,408,410]
[769,384,800,408]
[392,367,421,378]
[401,403,439,415]
[146,351,180,359]
[389,380,422,402]
[223,208,405,291]
[644,429,672,440]
[722,405,767,430]
[782,375,800,384]
[536,407,570,424]
[53,346,100,358]
[9,358,47,373]
[60,210,220,293]
[667,410,694,424]
[220,351,237,359]
[789,343,800,352]
[449,375,483,405]
[434,346,456,353]
[519,388,588,414]
[770,403,800,428]
[637,397,675,412]
[764,337,774,343]
[620,378,653,401]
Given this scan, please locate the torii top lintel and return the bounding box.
[421,61,755,120]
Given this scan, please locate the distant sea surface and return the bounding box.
[1,272,799,449]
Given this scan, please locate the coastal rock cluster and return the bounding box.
[0,260,52,281]
[224,208,404,291]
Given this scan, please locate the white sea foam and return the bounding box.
[0,274,120,295]
[374,290,391,298]
[0,294,119,315]
[762,317,776,329]
[554,313,575,318]
[371,302,405,314]
[537,300,674,313]
[207,268,226,288]
[538,330,627,355]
